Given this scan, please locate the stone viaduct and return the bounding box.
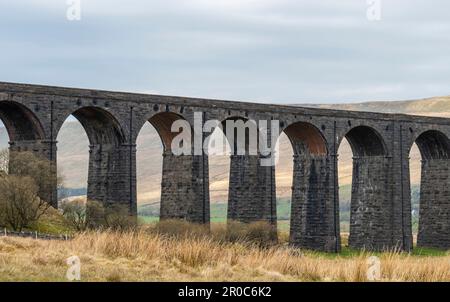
[0,82,449,252]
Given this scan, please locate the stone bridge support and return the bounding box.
[289,154,339,252]
[87,143,136,214]
[417,159,450,249]
[348,156,392,250]
[160,152,210,224]
[227,154,276,225]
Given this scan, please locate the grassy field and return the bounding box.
[139,199,293,231]
[138,184,422,233]
[0,224,448,282]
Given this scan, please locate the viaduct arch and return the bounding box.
[0,82,449,252]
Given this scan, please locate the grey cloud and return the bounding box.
[0,0,449,103]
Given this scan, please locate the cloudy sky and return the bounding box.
[1,0,449,104]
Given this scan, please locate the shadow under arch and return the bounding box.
[218,116,260,155]
[147,111,190,152]
[0,101,45,141]
[343,125,387,157]
[68,106,125,146]
[282,121,328,156]
[411,129,450,249]
[339,125,390,251]
[414,130,450,160]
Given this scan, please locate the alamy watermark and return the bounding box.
[66,1,381,22]
[66,255,81,281]
[366,0,382,21]
[169,112,280,166]
[66,0,82,21]
[366,256,381,281]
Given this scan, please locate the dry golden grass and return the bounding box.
[0,223,448,282]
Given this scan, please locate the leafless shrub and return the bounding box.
[86,200,136,231]
[0,175,51,231]
[61,198,87,231]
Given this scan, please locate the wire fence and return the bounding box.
[1,229,72,241]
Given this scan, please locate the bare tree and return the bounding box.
[0,149,60,231]
[0,175,51,231]
[8,151,63,203]
[61,198,87,231]
[103,203,136,230]
[62,199,136,231]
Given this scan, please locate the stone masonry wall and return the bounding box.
[227,155,276,225]
[349,156,393,251]
[417,159,450,249]
[160,152,210,224]
[289,154,339,252]
[87,143,136,214]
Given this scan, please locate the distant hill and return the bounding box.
[298,96,450,116]
[1,95,449,207]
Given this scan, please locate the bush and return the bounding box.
[61,198,88,231]
[62,199,137,231]
[0,175,51,231]
[86,200,137,231]
[151,219,210,238]
[0,149,60,231]
[7,151,62,203]
[149,219,277,247]
[223,221,278,246]
[34,206,75,234]
[104,204,137,231]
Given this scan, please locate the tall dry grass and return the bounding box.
[0,222,449,282]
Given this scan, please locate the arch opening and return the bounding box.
[135,121,164,222]
[0,101,45,142]
[56,115,89,205]
[337,137,353,241]
[220,116,258,155]
[218,116,276,227]
[56,107,125,207]
[415,130,450,160]
[0,120,10,171]
[208,116,253,224]
[283,122,327,156]
[412,130,450,249]
[409,142,421,239]
[0,102,57,207]
[136,112,190,223]
[70,107,124,146]
[345,126,386,157]
[274,132,293,236]
[148,112,188,152]
[277,122,328,239]
[338,125,389,250]
[204,125,231,224]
